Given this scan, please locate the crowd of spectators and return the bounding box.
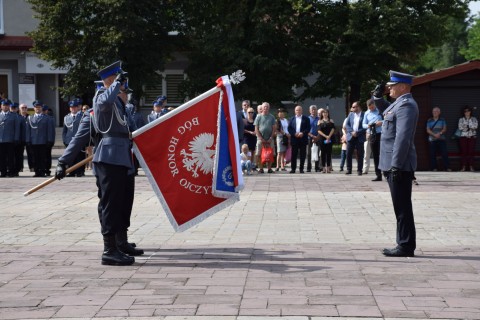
[237,100,478,176]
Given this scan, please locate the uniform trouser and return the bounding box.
[291,143,307,172]
[95,163,134,236]
[31,144,48,174]
[14,143,25,173]
[306,139,319,171]
[346,137,364,172]
[46,144,53,173]
[0,142,15,175]
[384,170,416,252]
[370,134,381,177]
[26,144,34,169]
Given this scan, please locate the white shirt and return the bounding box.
[279,118,288,133]
[353,112,361,132]
[295,115,302,133]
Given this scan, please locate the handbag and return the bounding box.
[282,134,288,146]
[261,145,274,164]
[452,128,462,139]
[285,145,292,163]
[311,143,319,161]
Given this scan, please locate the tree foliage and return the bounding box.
[461,15,480,60]
[27,0,174,100]
[28,0,470,107]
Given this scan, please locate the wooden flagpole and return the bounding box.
[23,155,94,197]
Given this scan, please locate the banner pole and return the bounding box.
[23,155,94,197]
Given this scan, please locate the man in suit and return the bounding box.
[288,105,311,173]
[345,101,366,175]
[379,70,419,257]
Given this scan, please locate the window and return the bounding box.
[143,71,185,107]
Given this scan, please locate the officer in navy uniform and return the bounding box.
[378,70,419,257]
[26,100,55,177]
[0,99,20,177]
[147,99,162,123]
[10,102,26,176]
[57,61,142,266]
[43,104,56,176]
[62,99,85,177]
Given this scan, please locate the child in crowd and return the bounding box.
[240,143,252,175]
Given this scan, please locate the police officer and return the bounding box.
[0,99,20,177]
[379,70,419,257]
[26,100,55,177]
[10,102,26,176]
[147,99,162,123]
[62,99,85,177]
[57,61,142,266]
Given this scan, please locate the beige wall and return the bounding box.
[3,0,38,36]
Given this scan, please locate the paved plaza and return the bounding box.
[1,149,480,319]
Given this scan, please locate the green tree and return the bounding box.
[174,0,318,105]
[175,0,468,109]
[27,0,174,100]
[461,16,480,60]
[300,0,469,107]
[410,16,469,75]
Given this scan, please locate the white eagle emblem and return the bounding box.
[180,133,215,178]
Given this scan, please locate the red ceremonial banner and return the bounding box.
[133,89,234,230]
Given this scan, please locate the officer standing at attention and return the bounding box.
[147,98,162,123]
[26,100,55,177]
[77,61,139,265]
[62,99,85,177]
[0,99,20,177]
[379,70,419,257]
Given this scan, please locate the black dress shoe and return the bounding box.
[290,170,295,174]
[345,171,352,175]
[306,169,311,172]
[357,172,362,176]
[382,247,414,257]
[372,176,382,181]
[299,170,304,173]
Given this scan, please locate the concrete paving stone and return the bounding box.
[0,307,59,319]
[310,295,376,305]
[205,286,244,295]
[336,304,382,317]
[174,294,242,305]
[196,304,239,315]
[102,295,136,309]
[52,305,101,318]
[154,306,198,316]
[42,294,111,307]
[132,295,176,305]
[281,305,338,316]
[238,308,282,316]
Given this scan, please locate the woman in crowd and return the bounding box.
[317,109,335,173]
[457,105,478,172]
[242,107,257,167]
[275,108,289,171]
